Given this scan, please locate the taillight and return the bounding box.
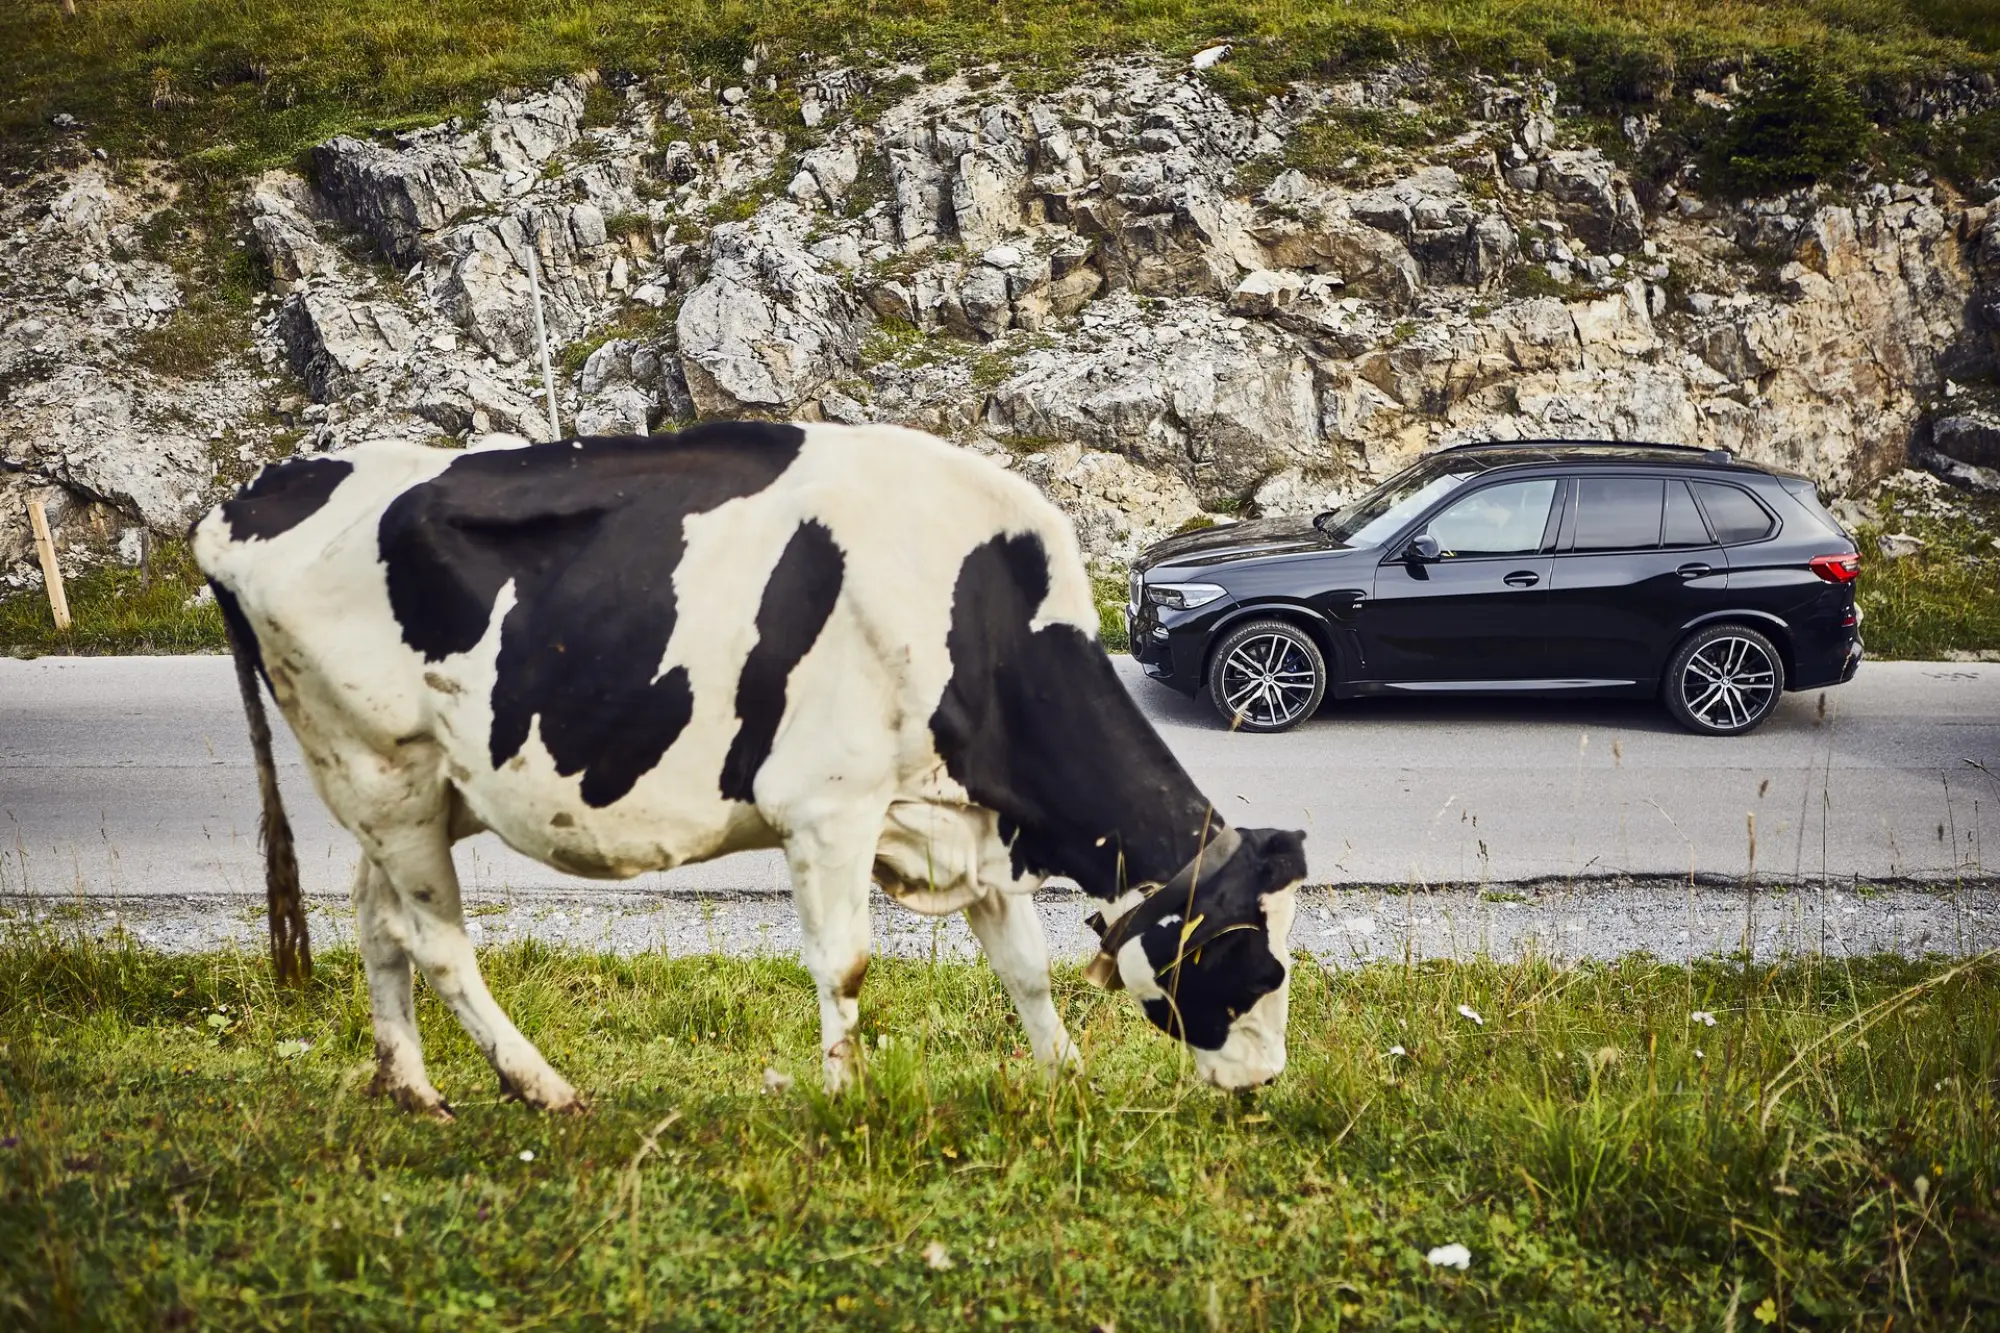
[1810,553,1860,583]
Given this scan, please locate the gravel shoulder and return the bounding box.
[11,875,1996,966]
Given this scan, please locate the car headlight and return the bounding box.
[1145,582,1227,611]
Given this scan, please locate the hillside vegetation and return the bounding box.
[4,0,2000,185]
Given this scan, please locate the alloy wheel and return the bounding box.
[1678,634,1777,731]
[1217,632,1320,730]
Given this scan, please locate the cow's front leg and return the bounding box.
[784,819,878,1094]
[370,820,582,1113]
[965,889,1081,1074]
[351,856,450,1118]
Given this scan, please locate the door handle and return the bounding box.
[1503,570,1540,588]
[1676,562,1713,579]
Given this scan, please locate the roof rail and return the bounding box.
[1435,438,1725,459]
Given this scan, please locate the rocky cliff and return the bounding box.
[6,54,2000,585]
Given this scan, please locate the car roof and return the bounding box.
[1428,440,1780,478]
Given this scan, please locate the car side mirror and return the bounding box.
[1407,533,1441,563]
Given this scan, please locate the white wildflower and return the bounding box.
[763,1067,796,1095]
[1457,1004,1484,1026]
[518,1149,535,1163]
[1691,1011,1717,1027]
[922,1240,954,1271]
[1388,1045,1407,1057]
[1425,1243,1471,1270]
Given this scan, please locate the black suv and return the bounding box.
[1127,442,1863,735]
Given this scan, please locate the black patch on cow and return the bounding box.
[220,457,353,543]
[211,580,270,693]
[377,424,807,807]
[927,532,1220,898]
[1131,828,1306,1049]
[719,520,845,802]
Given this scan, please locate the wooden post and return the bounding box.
[27,500,72,633]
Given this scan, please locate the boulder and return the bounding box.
[983,300,1324,503]
[312,136,481,269]
[573,337,693,434]
[277,292,415,399]
[247,186,331,283]
[674,206,866,414]
[1931,409,2000,470]
[1539,149,1645,253]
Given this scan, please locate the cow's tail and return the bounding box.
[221,593,312,985]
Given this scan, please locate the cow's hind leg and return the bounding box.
[965,889,1081,1074]
[784,818,879,1094]
[352,856,451,1118]
[370,821,582,1113]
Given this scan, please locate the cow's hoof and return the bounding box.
[369,1068,453,1120]
[500,1069,585,1113]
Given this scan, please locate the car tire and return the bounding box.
[1206,619,1327,733]
[1663,623,1786,736]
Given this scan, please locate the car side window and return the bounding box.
[1690,481,1776,544]
[1570,477,1664,551]
[1426,479,1559,558]
[1663,480,1712,547]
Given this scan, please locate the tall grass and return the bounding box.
[2,932,1995,1327]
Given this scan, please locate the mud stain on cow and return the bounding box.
[928,532,1217,898]
[423,671,463,695]
[836,956,870,1000]
[719,520,846,803]
[376,425,805,808]
[221,457,354,543]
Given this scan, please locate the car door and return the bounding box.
[1356,476,1561,684]
[1544,475,1730,685]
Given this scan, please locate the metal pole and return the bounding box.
[526,241,561,441]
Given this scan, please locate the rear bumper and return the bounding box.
[1793,630,1862,691]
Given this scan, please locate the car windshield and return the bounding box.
[1315,463,1481,547]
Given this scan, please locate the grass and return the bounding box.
[1,932,1996,1328]
[4,2,1999,188]
[1855,488,2000,661]
[1092,570,1129,651]
[0,535,225,656]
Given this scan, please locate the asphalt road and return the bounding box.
[2,655,1996,904]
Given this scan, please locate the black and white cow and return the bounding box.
[193,422,1305,1115]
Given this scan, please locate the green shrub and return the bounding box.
[1698,51,1872,197]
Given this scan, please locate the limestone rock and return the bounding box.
[312,136,481,270]
[674,205,866,414]
[278,292,415,398]
[1931,408,2000,470]
[1013,442,1206,561]
[1539,149,1645,253]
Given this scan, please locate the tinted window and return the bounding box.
[1663,480,1711,547]
[1572,478,1663,551]
[1779,476,1851,540]
[1691,482,1775,544]
[1427,479,1558,558]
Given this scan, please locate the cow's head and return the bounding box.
[1085,826,1306,1089]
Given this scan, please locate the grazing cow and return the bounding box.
[192,423,1305,1115]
